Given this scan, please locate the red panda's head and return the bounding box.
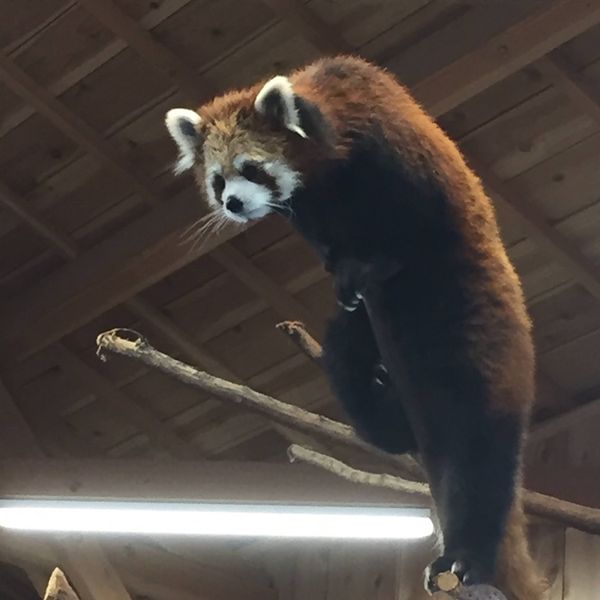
[165,75,333,224]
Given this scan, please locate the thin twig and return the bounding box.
[287,444,430,498]
[96,328,600,534]
[276,321,323,364]
[276,319,424,478]
[96,328,421,479]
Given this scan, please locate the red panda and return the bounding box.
[165,56,546,599]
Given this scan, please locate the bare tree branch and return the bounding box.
[96,328,422,479]
[96,328,600,535]
[287,443,430,498]
[276,321,323,364]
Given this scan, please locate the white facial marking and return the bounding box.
[205,155,302,223]
[222,177,272,223]
[204,162,222,207]
[263,160,302,201]
[165,108,202,174]
[254,76,308,138]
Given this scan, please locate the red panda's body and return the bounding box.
[165,56,546,599]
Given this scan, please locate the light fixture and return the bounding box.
[0,500,433,539]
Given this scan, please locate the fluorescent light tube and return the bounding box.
[0,500,433,539]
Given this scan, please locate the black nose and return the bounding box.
[225,196,244,213]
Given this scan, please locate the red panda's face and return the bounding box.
[165,76,313,224]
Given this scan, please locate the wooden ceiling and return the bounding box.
[0,0,599,598]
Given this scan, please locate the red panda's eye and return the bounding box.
[241,163,261,182]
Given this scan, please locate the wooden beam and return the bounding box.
[538,53,600,124]
[0,0,276,140]
[125,296,240,380]
[53,344,202,460]
[473,161,600,300]
[412,0,600,117]
[0,458,419,506]
[260,0,352,54]
[0,181,236,459]
[77,0,215,102]
[530,397,600,443]
[3,0,599,360]
[0,192,236,361]
[50,541,133,600]
[212,244,323,335]
[0,377,133,600]
[0,378,43,458]
[0,50,159,206]
[0,180,78,260]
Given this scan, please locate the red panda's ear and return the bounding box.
[254,76,308,139]
[165,108,203,174]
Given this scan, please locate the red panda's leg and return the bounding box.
[322,304,417,454]
[424,412,523,590]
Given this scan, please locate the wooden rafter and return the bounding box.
[0,457,411,505]
[53,344,201,460]
[411,0,600,117]
[538,53,600,125]
[0,50,159,207]
[0,0,278,141]
[2,0,600,367]
[76,0,215,101]
[260,0,352,54]
[0,177,234,458]
[0,377,133,600]
[0,181,78,260]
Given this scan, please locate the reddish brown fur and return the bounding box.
[189,56,545,600]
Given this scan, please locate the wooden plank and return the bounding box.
[77,0,214,101]
[0,173,239,459]
[0,458,418,506]
[50,541,133,600]
[540,53,600,124]
[0,191,232,361]
[0,378,42,458]
[0,0,200,139]
[104,540,275,600]
[0,50,159,206]
[53,344,202,460]
[261,0,352,54]
[412,0,600,117]
[394,540,433,600]
[529,523,564,600]
[531,397,600,443]
[0,377,133,600]
[563,528,600,599]
[474,161,600,301]
[125,296,240,380]
[3,0,600,361]
[212,244,323,336]
[0,180,77,259]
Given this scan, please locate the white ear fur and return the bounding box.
[254,76,307,138]
[165,108,202,174]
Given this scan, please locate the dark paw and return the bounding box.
[425,555,492,593]
[333,259,369,312]
[372,363,390,387]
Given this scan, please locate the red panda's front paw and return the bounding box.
[333,259,370,312]
[333,257,402,311]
